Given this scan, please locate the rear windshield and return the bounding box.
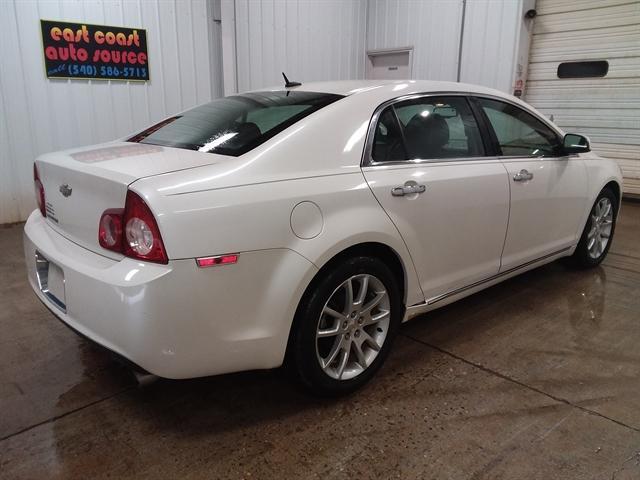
[128,91,343,156]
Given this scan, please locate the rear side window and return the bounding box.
[372,96,484,162]
[478,98,561,157]
[372,107,407,162]
[128,91,343,156]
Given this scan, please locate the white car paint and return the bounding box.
[364,159,510,301]
[24,80,623,379]
[499,155,588,270]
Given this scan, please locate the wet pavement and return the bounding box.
[1,201,639,479]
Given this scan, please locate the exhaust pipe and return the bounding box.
[105,350,159,387]
[132,369,159,387]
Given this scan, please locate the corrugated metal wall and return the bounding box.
[0,0,222,224]
[366,0,463,81]
[459,0,527,92]
[526,0,640,194]
[5,0,633,225]
[233,0,368,91]
[366,0,528,92]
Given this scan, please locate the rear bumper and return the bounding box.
[23,211,317,379]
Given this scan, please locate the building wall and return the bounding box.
[1,0,533,224]
[366,0,530,92]
[231,0,368,92]
[366,0,463,81]
[459,0,533,93]
[0,0,222,224]
[224,0,530,94]
[230,0,530,91]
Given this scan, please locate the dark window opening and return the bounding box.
[372,96,485,162]
[372,107,407,162]
[128,91,343,156]
[557,61,608,79]
[478,98,562,157]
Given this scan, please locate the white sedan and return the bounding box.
[24,80,622,395]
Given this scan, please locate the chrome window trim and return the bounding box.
[360,91,566,168]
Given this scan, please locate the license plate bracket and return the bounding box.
[35,251,67,312]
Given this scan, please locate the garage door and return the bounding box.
[526,0,640,195]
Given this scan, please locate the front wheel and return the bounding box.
[569,188,618,268]
[288,256,402,396]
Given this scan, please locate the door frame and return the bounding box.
[361,91,567,167]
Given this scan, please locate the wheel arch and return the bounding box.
[603,179,622,211]
[283,241,409,365]
[314,242,407,304]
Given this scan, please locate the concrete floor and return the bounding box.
[1,202,639,480]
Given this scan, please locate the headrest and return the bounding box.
[405,113,450,150]
[235,122,261,142]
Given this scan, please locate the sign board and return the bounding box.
[40,20,149,81]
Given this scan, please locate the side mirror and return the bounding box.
[563,133,590,154]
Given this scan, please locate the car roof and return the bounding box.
[258,79,512,101]
[257,79,558,135]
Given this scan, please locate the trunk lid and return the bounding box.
[37,141,227,258]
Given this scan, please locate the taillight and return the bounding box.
[123,191,168,263]
[98,209,124,251]
[33,164,46,217]
[98,190,168,264]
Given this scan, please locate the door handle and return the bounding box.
[513,169,534,182]
[391,183,426,196]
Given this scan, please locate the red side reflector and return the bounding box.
[196,254,239,268]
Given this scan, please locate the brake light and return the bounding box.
[33,164,46,217]
[123,191,168,263]
[98,190,168,264]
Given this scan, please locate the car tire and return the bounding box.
[287,256,403,396]
[568,187,618,268]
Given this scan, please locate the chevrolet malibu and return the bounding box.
[24,80,622,395]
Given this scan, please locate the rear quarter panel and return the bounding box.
[132,172,424,308]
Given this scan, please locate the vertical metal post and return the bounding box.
[456,0,467,82]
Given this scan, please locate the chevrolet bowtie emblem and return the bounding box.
[59,184,72,197]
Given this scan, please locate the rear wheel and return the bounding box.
[569,188,618,268]
[288,256,402,396]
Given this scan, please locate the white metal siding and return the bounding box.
[527,0,640,195]
[1,0,537,223]
[0,0,221,224]
[366,0,530,92]
[366,0,463,82]
[233,0,368,92]
[459,0,528,93]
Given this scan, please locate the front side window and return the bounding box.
[129,91,343,156]
[477,98,561,157]
[371,96,484,162]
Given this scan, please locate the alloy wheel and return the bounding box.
[315,274,390,380]
[587,197,613,259]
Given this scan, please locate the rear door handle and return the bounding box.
[391,183,426,196]
[513,169,534,182]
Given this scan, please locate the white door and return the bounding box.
[526,0,640,195]
[363,96,510,301]
[475,97,588,271]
